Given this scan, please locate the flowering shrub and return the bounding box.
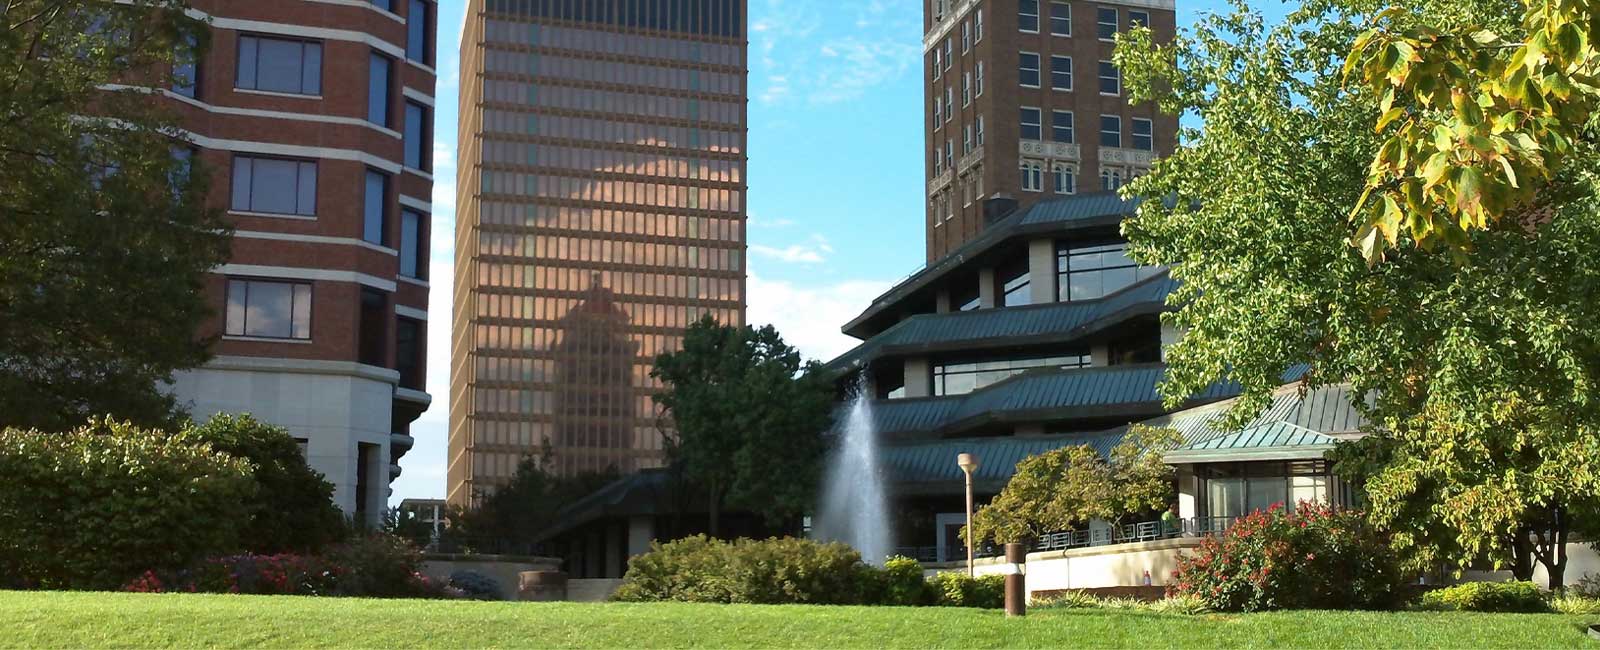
[1169,502,1406,612]
[122,534,453,599]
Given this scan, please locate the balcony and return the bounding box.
[1019,140,1081,161]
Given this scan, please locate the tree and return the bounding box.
[1345,0,1600,263]
[968,425,1180,546]
[444,446,620,552]
[179,414,345,554]
[0,1,230,432]
[650,317,835,536]
[1116,0,1600,589]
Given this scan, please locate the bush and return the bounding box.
[180,414,344,554]
[1417,581,1550,613]
[1572,572,1600,598]
[0,419,255,590]
[321,533,435,598]
[1550,593,1600,615]
[449,570,503,600]
[1169,502,1406,612]
[927,572,1005,608]
[876,555,933,606]
[614,536,874,605]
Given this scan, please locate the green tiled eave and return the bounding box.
[843,192,1155,338]
[1163,421,1339,464]
[824,273,1177,375]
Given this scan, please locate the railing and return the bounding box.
[967,517,1239,560]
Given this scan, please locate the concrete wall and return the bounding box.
[1453,543,1600,589]
[929,538,1202,599]
[420,555,562,600]
[171,358,398,525]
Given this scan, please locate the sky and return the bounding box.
[389,0,1293,504]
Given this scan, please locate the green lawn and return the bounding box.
[2,591,1595,649]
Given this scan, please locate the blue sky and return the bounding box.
[390,0,1293,503]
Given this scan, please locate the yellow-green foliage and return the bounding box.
[926,572,1005,608]
[1418,581,1550,613]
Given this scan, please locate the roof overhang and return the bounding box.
[1164,445,1337,464]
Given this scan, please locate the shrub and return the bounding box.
[1169,502,1406,612]
[0,419,255,590]
[927,572,1005,608]
[614,536,873,605]
[1417,581,1550,613]
[321,533,434,598]
[449,570,503,600]
[1550,593,1600,615]
[1034,592,1209,615]
[876,555,933,606]
[122,534,450,599]
[1036,590,1103,609]
[1572,572,1600,598]
[179,414,345,554]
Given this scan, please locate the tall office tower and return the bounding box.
[452,0,748,504]
[162,0,440,526]
[922,0,1177,261]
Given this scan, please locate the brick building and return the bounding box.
[450,0,749,504]
[161,0,440,525]
[922,0,1177,261]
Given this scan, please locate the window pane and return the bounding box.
[368,54,390,126]
[408,0,429,62]
[405,103,425,168]
[230,157,252,211]
[225,280,247,336]
[250,158,299,214]
[255,38,305,93]
[292,283,313,339]
[245,281,293,338]
[1247,477,1288,514]
[297,161,317,215]
[364,171,387,245]
[236,37,258,88]
[401,210,421,277]
[303,43,322,94]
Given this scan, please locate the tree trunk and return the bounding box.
[1510,528,1536,582]
[1540,507,1570,592]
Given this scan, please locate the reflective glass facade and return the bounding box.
[451,0,747,502]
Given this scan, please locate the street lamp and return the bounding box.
[957,452,980,577]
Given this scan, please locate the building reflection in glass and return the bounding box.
[450,1,747,500]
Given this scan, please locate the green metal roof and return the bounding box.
[863,362,1253,437]
[1165,422,1339,463]
[882,432,1125,491]
[825,273,1176,374]
[843,192,1147,337]
[1141,382,1366,448]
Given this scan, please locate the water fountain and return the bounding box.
[813,376,892,565]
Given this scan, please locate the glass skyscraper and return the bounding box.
[451,0,747,503]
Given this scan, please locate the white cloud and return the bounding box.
[749,234,833,264]
[751,0,918,105]
[747,274,891,362]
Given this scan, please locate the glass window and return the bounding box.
[1098,60,1120,95]
[1021,159,1043,192]
[1050,1,1071,36]
[975,60,984,96]
[1000,258,1031,307]
[1020,107,1042,140]
[1056,241,1161,300]
[1052,110,1074,143]
[231,156,316,216]
[359,288,387,367]
[945,87,953,122]
[934,354,1090,395]
[1019,52,1041,87]
[1100,114,1121,147]
[1128,10,1150,28]
[962,72,971,106]
[396,317,423,389]
[405,101,430,169]
[1207,477,1245,520]
[226,279,312,340]
[976,114,985,144]
[1050,55,1072,91]
[368,53,392,126]
[1132,117,1153,151]
[371,0,394,11]
[1096,7,1117,40]
[364,170,388,245]
[933,48,942,80]
[1053,163,1075,194]
[934,91,942,126]
[953,281,980,312]
[943,38,953,71]
[408,0,433,64]
[236,35,321,95]
[975,6,984,40]
[1019,0,1039,32]
[1101,167,1125,190]
[173,32,199,98]
[401,209,424,278]
[962,19,971,52]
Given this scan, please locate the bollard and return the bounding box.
[1004,543,1026,617]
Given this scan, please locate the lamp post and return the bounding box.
[957,452,979,577]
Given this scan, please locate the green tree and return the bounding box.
[1116,0,1600,589]
[650,317,835,536]
[445,447,620,551]
[0,1,229,432]
[179,414,346,554]
[969,425,1180,546]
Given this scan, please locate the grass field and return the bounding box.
[3,591,1595,649]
